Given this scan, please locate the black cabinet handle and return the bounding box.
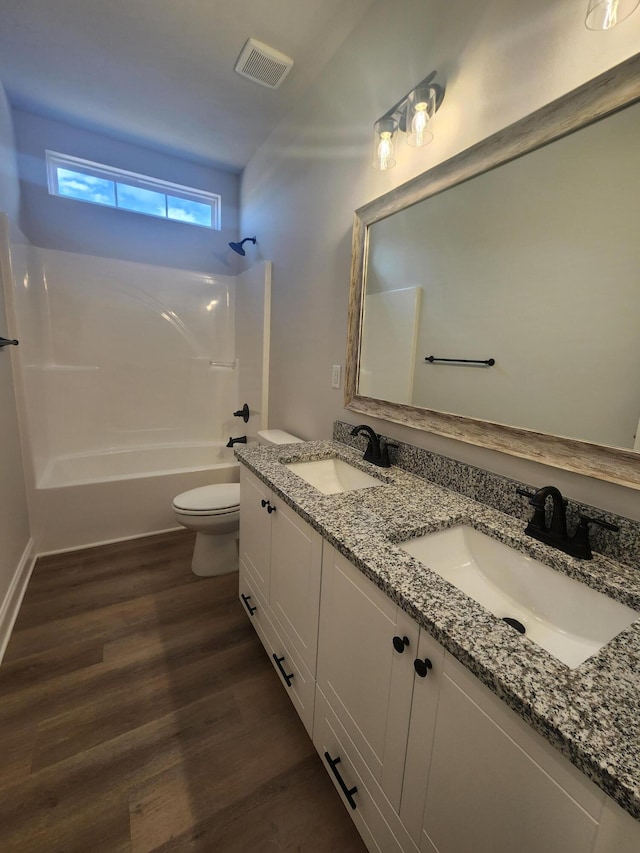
[414,658,433,678]
[261,499,269,508]
[267,504,276,514]
[392,635,409,653]
[272,653,294,687]
[324,751,358,810]
[240,593,256,616]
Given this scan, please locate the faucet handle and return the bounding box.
[516,488,536,501]
[578,514,619,533]
[379,441,398,468]
[570,514,619,560]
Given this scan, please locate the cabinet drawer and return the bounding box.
[269,617,316,737]
[314,687,419,853]
[239,558,277,654]
[240,560,315,735]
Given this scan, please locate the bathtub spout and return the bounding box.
[226,435,248,448]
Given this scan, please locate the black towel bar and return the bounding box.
[425,355,494,366]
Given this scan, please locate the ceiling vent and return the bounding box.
[234,38,294,89]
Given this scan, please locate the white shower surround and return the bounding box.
[17,249,238,476]
[3,235,271,552]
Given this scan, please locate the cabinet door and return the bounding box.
[269,497,323,674]
[239,467,272,600]
[317,545,419,811]
[399,630,445,847]
[421,655,600,853]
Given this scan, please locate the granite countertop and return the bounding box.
[235,440,640,821]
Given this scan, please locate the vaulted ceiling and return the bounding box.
[0,0,373,171]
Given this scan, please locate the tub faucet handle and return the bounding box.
[233,403,250,423]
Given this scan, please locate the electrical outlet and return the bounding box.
[331,364,341,389]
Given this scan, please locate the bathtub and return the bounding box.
[33,442,240,553]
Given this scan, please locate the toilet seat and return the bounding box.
[172,483,240,516]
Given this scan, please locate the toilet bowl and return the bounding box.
[173,429,303,577]
[172,483,241,577]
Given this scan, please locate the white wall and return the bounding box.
[240,0,640,520]
[0,80,32,656]
[12,109,241,275]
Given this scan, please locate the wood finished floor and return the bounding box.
[0,530,367,852]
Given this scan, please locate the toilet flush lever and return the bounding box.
[0,337,19,349]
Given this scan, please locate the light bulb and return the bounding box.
[411,104,429,147]
[405,87,435,148]
[372,118,397,170]
[377,132,394,170]
[603,0,620,26]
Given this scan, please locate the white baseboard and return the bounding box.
[36,525,185,558]
[0,538,36,664]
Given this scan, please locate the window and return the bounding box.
[46,151,221,230]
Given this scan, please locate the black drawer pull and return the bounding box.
[261,498,269,508]
[267,503,276,514]
[324,751,358,810]
[240,593,256,616]
[392,635,409,653]
[414,657,433,678]
[272,653,294,687]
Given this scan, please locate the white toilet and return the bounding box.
[172,429,303,576]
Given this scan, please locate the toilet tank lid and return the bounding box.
[257,429,304,445]
[173,483,240,512]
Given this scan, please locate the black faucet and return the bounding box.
[226,435,248,448]
[517,485,618,559]
[350,424,397,468]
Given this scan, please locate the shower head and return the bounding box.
[229,236,257,256]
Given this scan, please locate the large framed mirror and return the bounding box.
[345,53,640,489]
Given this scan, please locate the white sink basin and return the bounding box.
[399,525,638,668]
[285,458,382,495]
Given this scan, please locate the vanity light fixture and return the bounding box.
[372,71,444,170]
[585,0,640,28]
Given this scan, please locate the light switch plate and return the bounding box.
[331,364,341,389]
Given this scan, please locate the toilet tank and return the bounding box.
[257,429,303,446]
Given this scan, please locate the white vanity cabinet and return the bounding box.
[239,467,322,734]
[238,464,640,852]
[315,544,638,853]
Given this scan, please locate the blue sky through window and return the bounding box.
[57,168,116,206]
[48,151,221,230]
[117,183,166,217]
[167,195,212,227]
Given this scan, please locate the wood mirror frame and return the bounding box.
[345,53,640,490]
